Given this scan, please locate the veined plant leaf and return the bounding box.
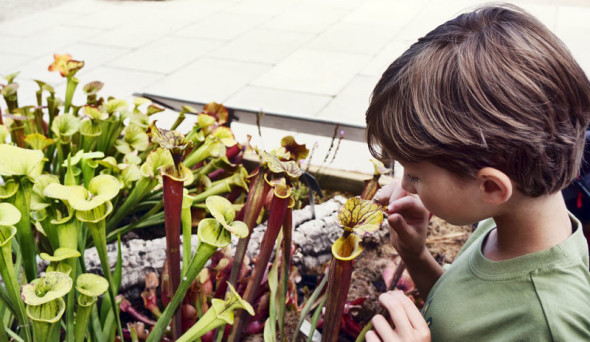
[337,197,383,236]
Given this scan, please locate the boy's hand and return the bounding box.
[365,290,431,342]
[373,181,430,258]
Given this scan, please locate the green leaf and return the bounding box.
[205,196,248,238]
[0,203,21,226]
[75,201,113,223]
[140,148,173,179]
[25,133,55,150]
[0,225,17,247]
[80,119,102,137]
[197,218,231,248]
[76,273,109,297]
[116,125,149,154]
[43,183,82,202]
[196,113,216,129]
[0,124,9,143]
[0,179,19,199]
[212,126,236,147]
[67,175,120,212]
[104,99,128,114]
[39,247,81,262]
[26,297,66,323]
[0,144,45,178]
[212,282,254,324]
[51,113,81,141]
[62,150,105,167]
[4,71,19,84]
[87,175,120,202]
[83,105,108,121]
[31,174,60,211]
[21,272,73,306]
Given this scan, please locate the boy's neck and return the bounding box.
[482,192,572,261]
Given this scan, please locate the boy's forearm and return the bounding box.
[401,247,444,299]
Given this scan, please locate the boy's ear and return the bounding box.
[476,167,513,205]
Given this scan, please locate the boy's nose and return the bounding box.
[401,176,417,194]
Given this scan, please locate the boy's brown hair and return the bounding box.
[366,4,590,197]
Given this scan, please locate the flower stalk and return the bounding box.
[228,168,271,287]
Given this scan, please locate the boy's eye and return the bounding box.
[405,173,420,184]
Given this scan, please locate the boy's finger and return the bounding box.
[387,196,428,220]
[365,330,381,342]
[387,213,420,244]
[372,314,400,342]
[379,292,413,332]
[373,180,405,204]
[396,291,429,331]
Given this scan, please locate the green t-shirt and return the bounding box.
[423,214,590,341]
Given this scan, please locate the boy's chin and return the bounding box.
[438,215,479,227]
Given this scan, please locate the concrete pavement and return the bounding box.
[1,0,589,174]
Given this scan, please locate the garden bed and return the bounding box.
[0,54,473,342]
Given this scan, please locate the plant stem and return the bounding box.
[307,295,327,342]
[279,208,293,341]
[292,268,329,342]
[106,177,156,232]
[74,300,95,342]
[228,170,270,287]
[321,257,353,342]
[64,76,78,114]
[181,200,192,278]
[87,220,124,339]
[162,174,184,340]
[0,228,31,342]
[12,178,36,282]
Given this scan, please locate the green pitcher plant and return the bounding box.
[0,203,32,342]
[0,143,44,281]
[21,272,73,342]
[74,273,109,342]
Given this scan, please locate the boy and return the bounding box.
[364,4,590,341]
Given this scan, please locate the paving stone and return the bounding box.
[252,49,371,96]
[225,86,332,118]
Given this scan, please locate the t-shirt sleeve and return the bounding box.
[531,265,590,340]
